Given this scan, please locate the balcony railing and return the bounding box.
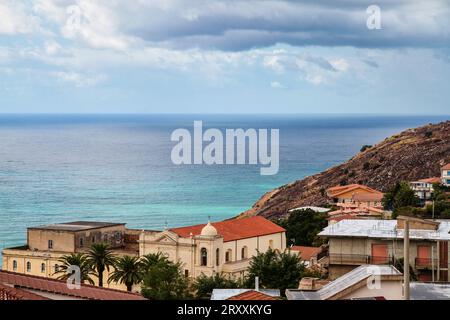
[330,254,394,265]
[415,258,447,269]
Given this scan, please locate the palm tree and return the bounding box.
[139,252,168,273]
[108,255,142,292]
[54,253,95,285]
[86,243,116,287]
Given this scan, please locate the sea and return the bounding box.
[0,114,448,263]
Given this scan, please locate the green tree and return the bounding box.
[139,252,169,272]
[86,243,117,287]
[394,258,418,281]
[53,253,95,285]
[277,209,328,246]
[108,255,142,292]
[245,249,305,296]
[193,273,241,299]
[383,182,419,212]
[141,259,191,300]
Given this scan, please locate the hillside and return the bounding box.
[239,120,450,220]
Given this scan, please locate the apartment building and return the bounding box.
[319,216,450,282]
[442,164,450,187]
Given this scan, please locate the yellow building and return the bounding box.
[1,221,139,291]
[2,217,286,290]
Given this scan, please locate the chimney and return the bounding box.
[255,276,260,292]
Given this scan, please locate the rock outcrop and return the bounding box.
[239,121,450,220]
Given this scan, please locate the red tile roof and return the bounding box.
[327,184,382,198]
[290,246,322,261]
[0,271,147,300]
[418,177,441,184]
[0,283,49,300]
[170,216,285,242]
[227,290,279,300]
[442,164,450,170]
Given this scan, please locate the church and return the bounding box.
[139,216,286,279]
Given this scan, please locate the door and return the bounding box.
[371,244,388,264]
[417,245,431,267]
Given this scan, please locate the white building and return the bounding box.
[139,216,286,279]
[442,164,450,187]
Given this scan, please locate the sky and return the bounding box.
[0,0,450,114]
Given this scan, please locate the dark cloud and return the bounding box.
[117,0,450,51]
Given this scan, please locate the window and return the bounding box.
[54,264,60,272]
[216,248,220,266]
[225,249,232,263]
[26,261,31,272]
[241,246,248,260]
[79,237,84,247]
[201,248,208,266]
[48,240,53,249]
[92,236,96,243]
[12,260,17,271]
[41,263,46,273]
[184,269,189,278]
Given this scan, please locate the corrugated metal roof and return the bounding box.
[287,265,401,300]
[319,219,450,240]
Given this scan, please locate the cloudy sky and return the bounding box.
[1,0,450,113]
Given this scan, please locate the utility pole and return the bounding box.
[404,219,410,300]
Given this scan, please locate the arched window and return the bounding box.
[79,237,84,247]
[12,260,17,271]
[225,249,232,263]
[26,261,31,272]
[41,263,46,273]
[216,248,220,266]
[201,248,208,266]
[241,246,248,260]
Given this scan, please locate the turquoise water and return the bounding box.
[0,114,448,262]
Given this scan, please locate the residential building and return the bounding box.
[410,177,441,202]
[319,216,450,281]
[442,164,450,187]
[327,204,388,224]
[211,289,280,300]
[1,221,142,291]
[326,184,384,206]
[0,270,146,300]
[286,265,403,300]
[139,216,286,279]
[290,245,326,267]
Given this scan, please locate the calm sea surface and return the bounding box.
[0,114,448,262]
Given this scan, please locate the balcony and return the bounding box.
[330,254,393,265]
[415,258,447,269]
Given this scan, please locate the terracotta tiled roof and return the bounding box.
[290,246,322,261]
[327,214,361,222]
[327,184,382,198]
[442,164,450,170]
[170,216,285,242]
[227,290,279,300]
[0,283,49,300]
[418,177,441,184]
[0,271,147,300]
